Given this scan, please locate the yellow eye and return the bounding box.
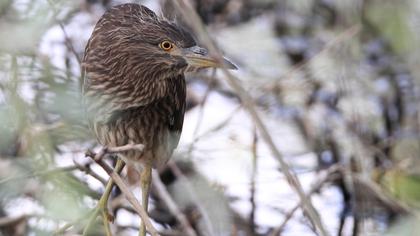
[159,41,174,51]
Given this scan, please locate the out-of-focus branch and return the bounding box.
[53,208,94,235]
[270,165,341,236]
[46,0,81,65]
[249,126,258,235]
[277,24,360,84]
[353,174,411,214]
[168,161,215,235]
[152,171,197,236]
[0,161,105,186]
[188,105,241,145]
[0,214,28,227]
[0,166,76,185]
[172,1,328,235]
[186,68,216,157]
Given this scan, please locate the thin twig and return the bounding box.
[172,1,328,235]
[54,222,74,235]
[270,165,341,236]
[352,174,410,214]
[188,105,241,145]
[46,0,82,65]
[86,143,145,162]
[0,214,28,227]
[186,68,216,157]
[249,126,258,235]
[168,162,215,235]
[277,24,361,85]
[53,211,93,235]
[0,166,77,185]
[152,171,197,236]
[73,160,108,185]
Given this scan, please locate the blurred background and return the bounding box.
[1,0,420,235]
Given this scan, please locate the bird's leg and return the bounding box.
[139,159,152,236]
[83,158,125,236]
[101,158,126,217]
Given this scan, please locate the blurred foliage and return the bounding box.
[0,0,420,235]
[385,215,420,236]
[0,1,91,234]
[381,170,420,208]
[364,0,415,54]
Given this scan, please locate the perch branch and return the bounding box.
[85,147,159,236]
[85,143,145,162]
[82,159,126,236]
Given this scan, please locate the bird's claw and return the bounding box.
[98,204,115,223]
[103,209,115,223]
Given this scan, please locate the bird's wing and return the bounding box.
[168,76,186,151]
[168,100,185,150]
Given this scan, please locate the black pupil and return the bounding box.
[163,42,171,49]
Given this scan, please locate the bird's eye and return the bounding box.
[159,41,174,51]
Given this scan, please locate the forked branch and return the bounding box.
[85,145,159,236]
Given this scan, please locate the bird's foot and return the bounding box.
[98,202,115,223]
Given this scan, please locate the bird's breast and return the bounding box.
[93,100,182,168]
[86,75,186,168]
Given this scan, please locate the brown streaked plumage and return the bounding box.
[82,3,235,235]
[82,4,192,168]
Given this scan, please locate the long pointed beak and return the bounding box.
[183,46,237,70]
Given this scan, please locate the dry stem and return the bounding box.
[152,171,197,236]
[172,1,329,235]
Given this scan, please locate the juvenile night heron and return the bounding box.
[82,3,236,235]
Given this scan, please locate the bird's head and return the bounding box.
[83,4,236,83]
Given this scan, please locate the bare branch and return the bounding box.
[85,143,144,162]
[277,24,361,83]
[249,126,258,235]
[353,175,411,214]
[85,147,158,236]
[46,0,82,65]
[73,160,108,185]
[270,165,341,236]
[0,214,28,227]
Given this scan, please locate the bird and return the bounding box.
[81,3,236,235]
